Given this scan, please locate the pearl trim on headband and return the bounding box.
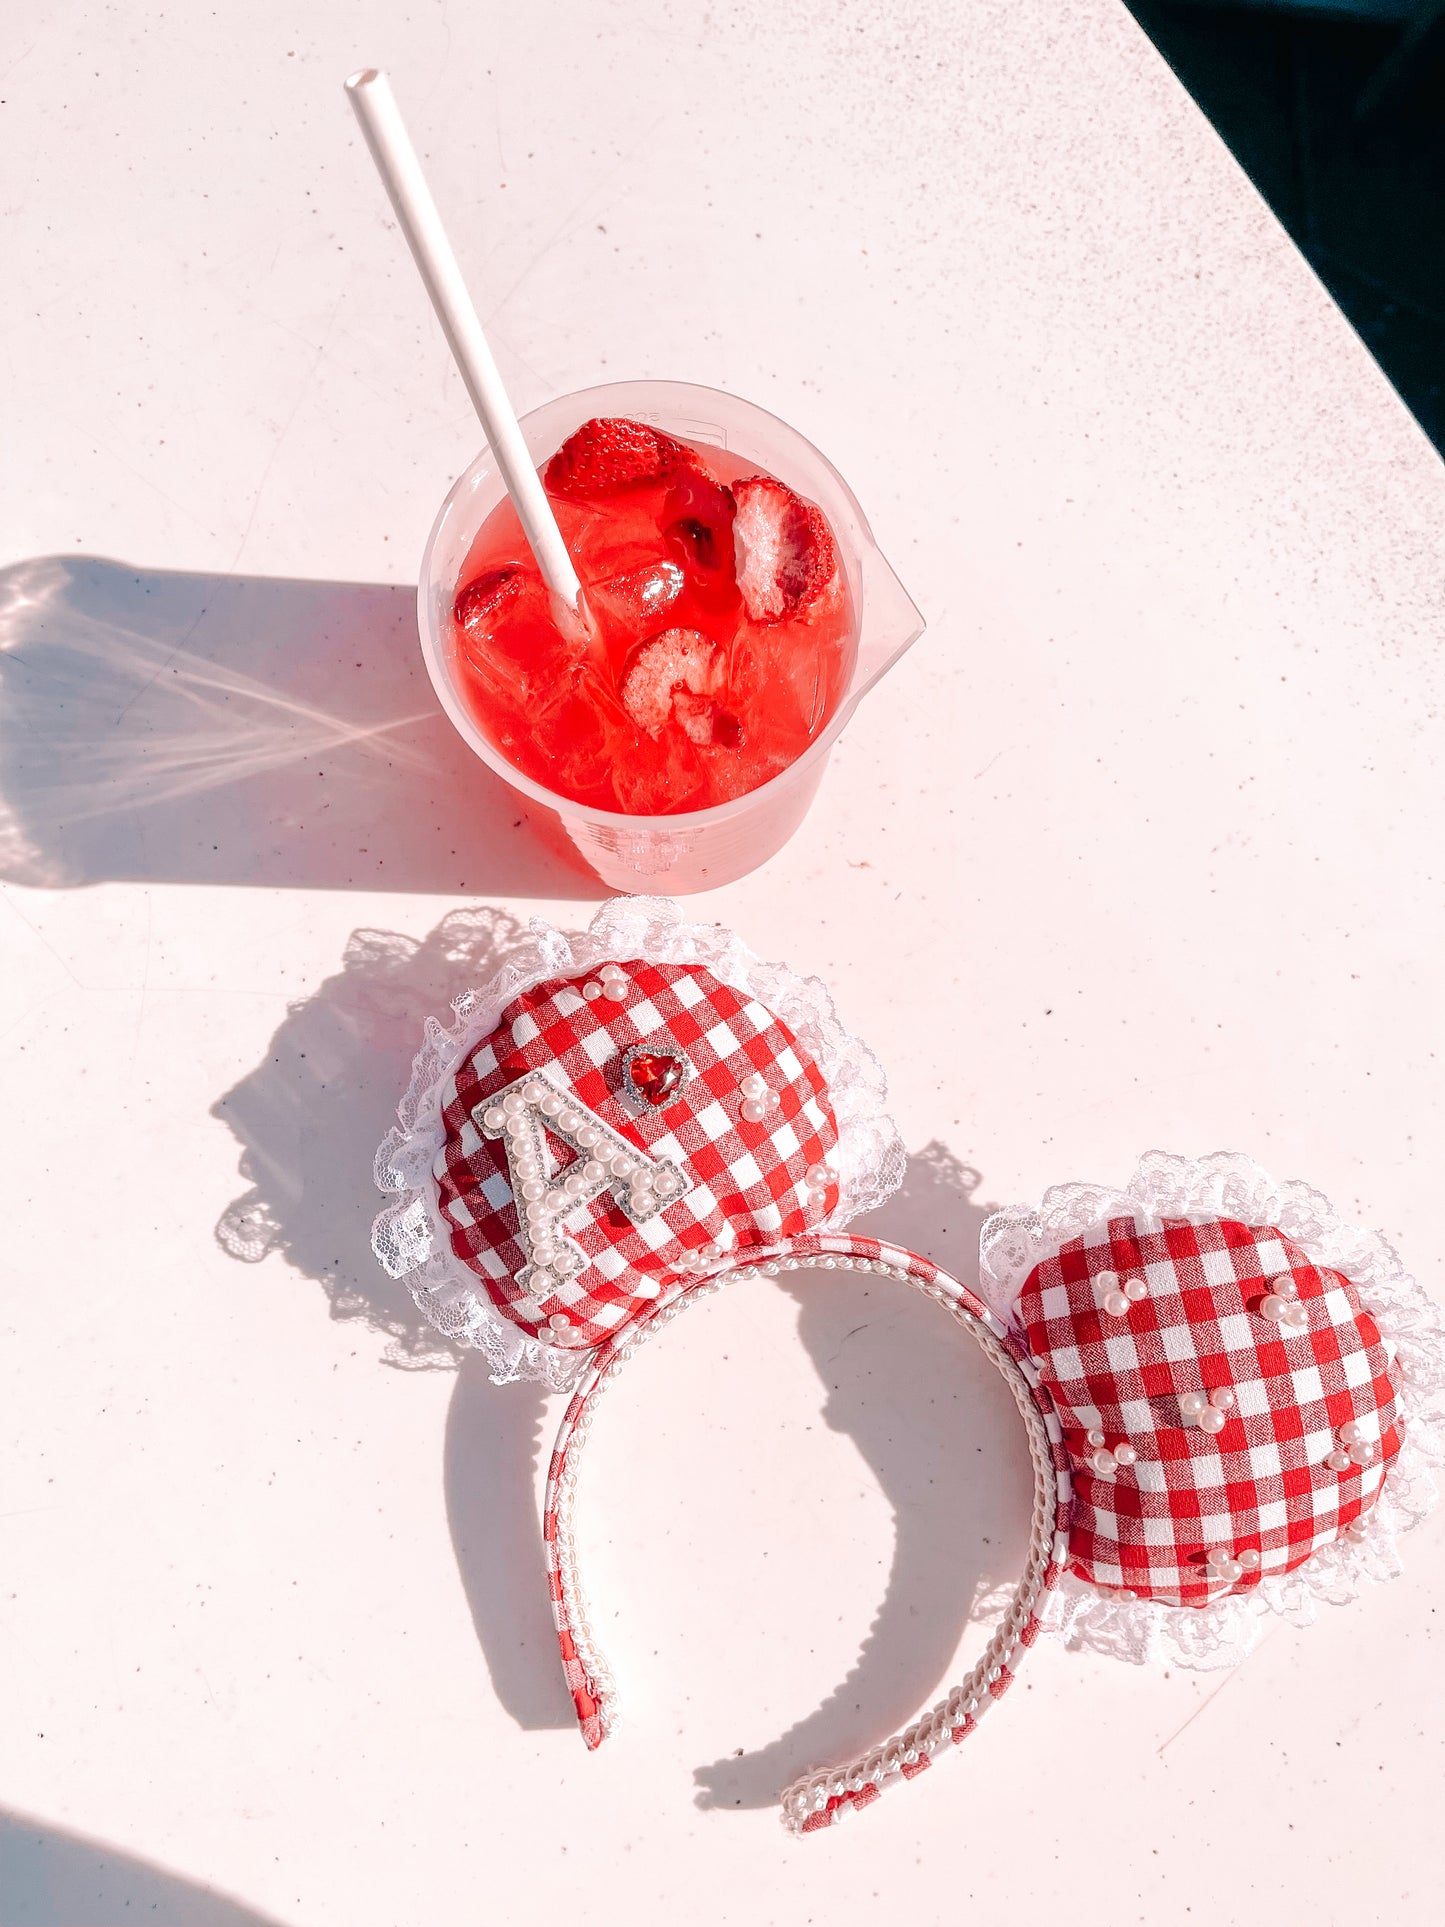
[542,1235,1071,1835]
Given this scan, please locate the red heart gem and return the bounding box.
[627,1051,685,1108]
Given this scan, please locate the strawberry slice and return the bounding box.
[454,565,526,637]
[619,628,742,747]
[544,417,687,498]
[732,476,837,623]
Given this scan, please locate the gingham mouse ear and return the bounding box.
[978,1151,1445,1667]
[371,897,905,1386]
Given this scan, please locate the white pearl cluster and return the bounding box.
[1083,1428,1137,1478]
[581,961,631,1004]
[1096,1269,1148,1317]
[1260,1272,1310,1330]
[804,1160,837,1213]
[1325,1416,1374,1474]
[1205,1543,1262,1587]
[1180,1385,1235,1435]
[676,1238,727,1275]
[738,1071,779,1124]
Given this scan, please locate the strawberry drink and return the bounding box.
[448,417,855,815]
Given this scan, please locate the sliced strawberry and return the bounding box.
[618,628,743,748]
[544,417,687,498]
[662,465,737,576]
[453,565,526,638]
[732,476,837,623]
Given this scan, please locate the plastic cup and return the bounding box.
[418,379,924,893]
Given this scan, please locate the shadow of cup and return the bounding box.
[0,554,599,895]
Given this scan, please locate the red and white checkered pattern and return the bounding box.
[1018,1214,1401,1605]
[433,960,839,1349]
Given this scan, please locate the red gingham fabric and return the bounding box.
[433,961,839,1349]
[1018,1214,1401,1605]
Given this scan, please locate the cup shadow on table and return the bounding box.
[0,1807,291,1927]
[0,553,599,896]
[211,901,1024,1788]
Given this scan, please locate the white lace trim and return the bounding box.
[978,1150,1445,1669]
[370,896,906,1387]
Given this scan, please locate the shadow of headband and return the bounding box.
[373,898,1444,1834]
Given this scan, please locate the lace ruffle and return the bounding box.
[978,1150,1445,1668]
[371,897,906,1387]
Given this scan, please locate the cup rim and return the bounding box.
[416,378,913,830]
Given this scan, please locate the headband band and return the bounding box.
[543,1231,1070,1832]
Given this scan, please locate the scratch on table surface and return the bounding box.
[1157,1661,1245,1757]
[0,891,83,989]
[229,282,348,574]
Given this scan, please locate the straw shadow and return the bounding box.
[210,902,575,1728]
[0,1807,291,1927]
[0,554,598,895]
[693,1144,1031,1811]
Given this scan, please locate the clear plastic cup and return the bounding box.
[417,379,924,893]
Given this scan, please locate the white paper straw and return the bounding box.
[344,68,584,619]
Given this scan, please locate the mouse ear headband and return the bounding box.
[373,899,1445,1834]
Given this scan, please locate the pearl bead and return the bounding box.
[1344,1519,1369,1543]
[564,1173,588,1198]
[1197,1406,1227,1435]
[1260,1294,1286,1321]
[655,1170,679,1195]
[1113,1442,1137,1467]
[548,1313,570,1331]
[599,963,624,982]
[1274,1275,1299,1301]
[557,1109,579,1132]
[741,1098,768,1122]
[483,1107,505,1130]
[1180,1391,1209,1419]
[1216,1558,1243,1583]
[540,1093,562,1115]
[1237,1548,1261,1570]
[514,1156,539,1179]
[545,1190,566,1212]
[503,1090,526,1112]
[1095,1270,1119,1293]
[1103,1289,1130,1317]
[576,1125,600,1148]
[1209,1387,1236,1412]
[582,981,603,1001]
[531,1268,555,1293]
[1086,1428,1105,1448]
[1118,1588,1138,1602]
[525,1200,548,1224]
[1339,1419,1364,1445]
[1092,1448,1117,1476]
[1282,1303,1309,1330]
[1124,1277,1148,1302]
[1326,1449,1351,1472]
[1348,1440,1373,1466]
[1207,1545,1233,1569]
[521,1180,545,1202]
[557,1248,583,1275]
[508,1117,531,1141]
[532,1242,556,1265]
[610,1154,634,1178]
[522,1080,545,1103]
[603,980,629,1001]
[742,1074,767,1099]
[805,1164,834,1189]
[583,1160,606,1184]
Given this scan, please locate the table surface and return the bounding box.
[5,2,1444,1923]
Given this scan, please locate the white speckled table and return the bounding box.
[4,3,1444,1922]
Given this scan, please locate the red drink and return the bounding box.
[448,417,855,815]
